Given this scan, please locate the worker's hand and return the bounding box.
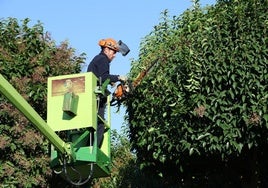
[118,75,127,82]
[110,82,116,88]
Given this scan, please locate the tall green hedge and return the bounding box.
[126,0,268,186]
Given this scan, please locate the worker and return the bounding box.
[87,38,129,148]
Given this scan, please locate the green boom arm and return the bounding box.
[0,74,74,159]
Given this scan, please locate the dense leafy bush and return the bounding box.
[126,0,268,186]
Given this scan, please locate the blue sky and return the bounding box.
[1,0,215,132]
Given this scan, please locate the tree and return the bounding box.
[0,18,85,187]
[126,0,268,187]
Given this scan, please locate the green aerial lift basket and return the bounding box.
[0,72,111,186]
[47,72,111,183]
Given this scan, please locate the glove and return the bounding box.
[110,82,116,88]
[118,75,127,82]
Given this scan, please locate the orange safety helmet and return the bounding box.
[98,38,119,52]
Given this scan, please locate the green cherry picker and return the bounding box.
[0,72,111,186]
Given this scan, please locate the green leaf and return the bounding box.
[197,133,211,140]
[189,148,194,156]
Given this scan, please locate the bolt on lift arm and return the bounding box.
[0,74,75,160]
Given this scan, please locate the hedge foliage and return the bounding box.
[126,0,268,186]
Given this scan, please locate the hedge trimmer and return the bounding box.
[110,59,158,107]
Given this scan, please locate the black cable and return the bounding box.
[63,157,94,186]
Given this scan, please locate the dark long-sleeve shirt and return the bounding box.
[87,52,119,83]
